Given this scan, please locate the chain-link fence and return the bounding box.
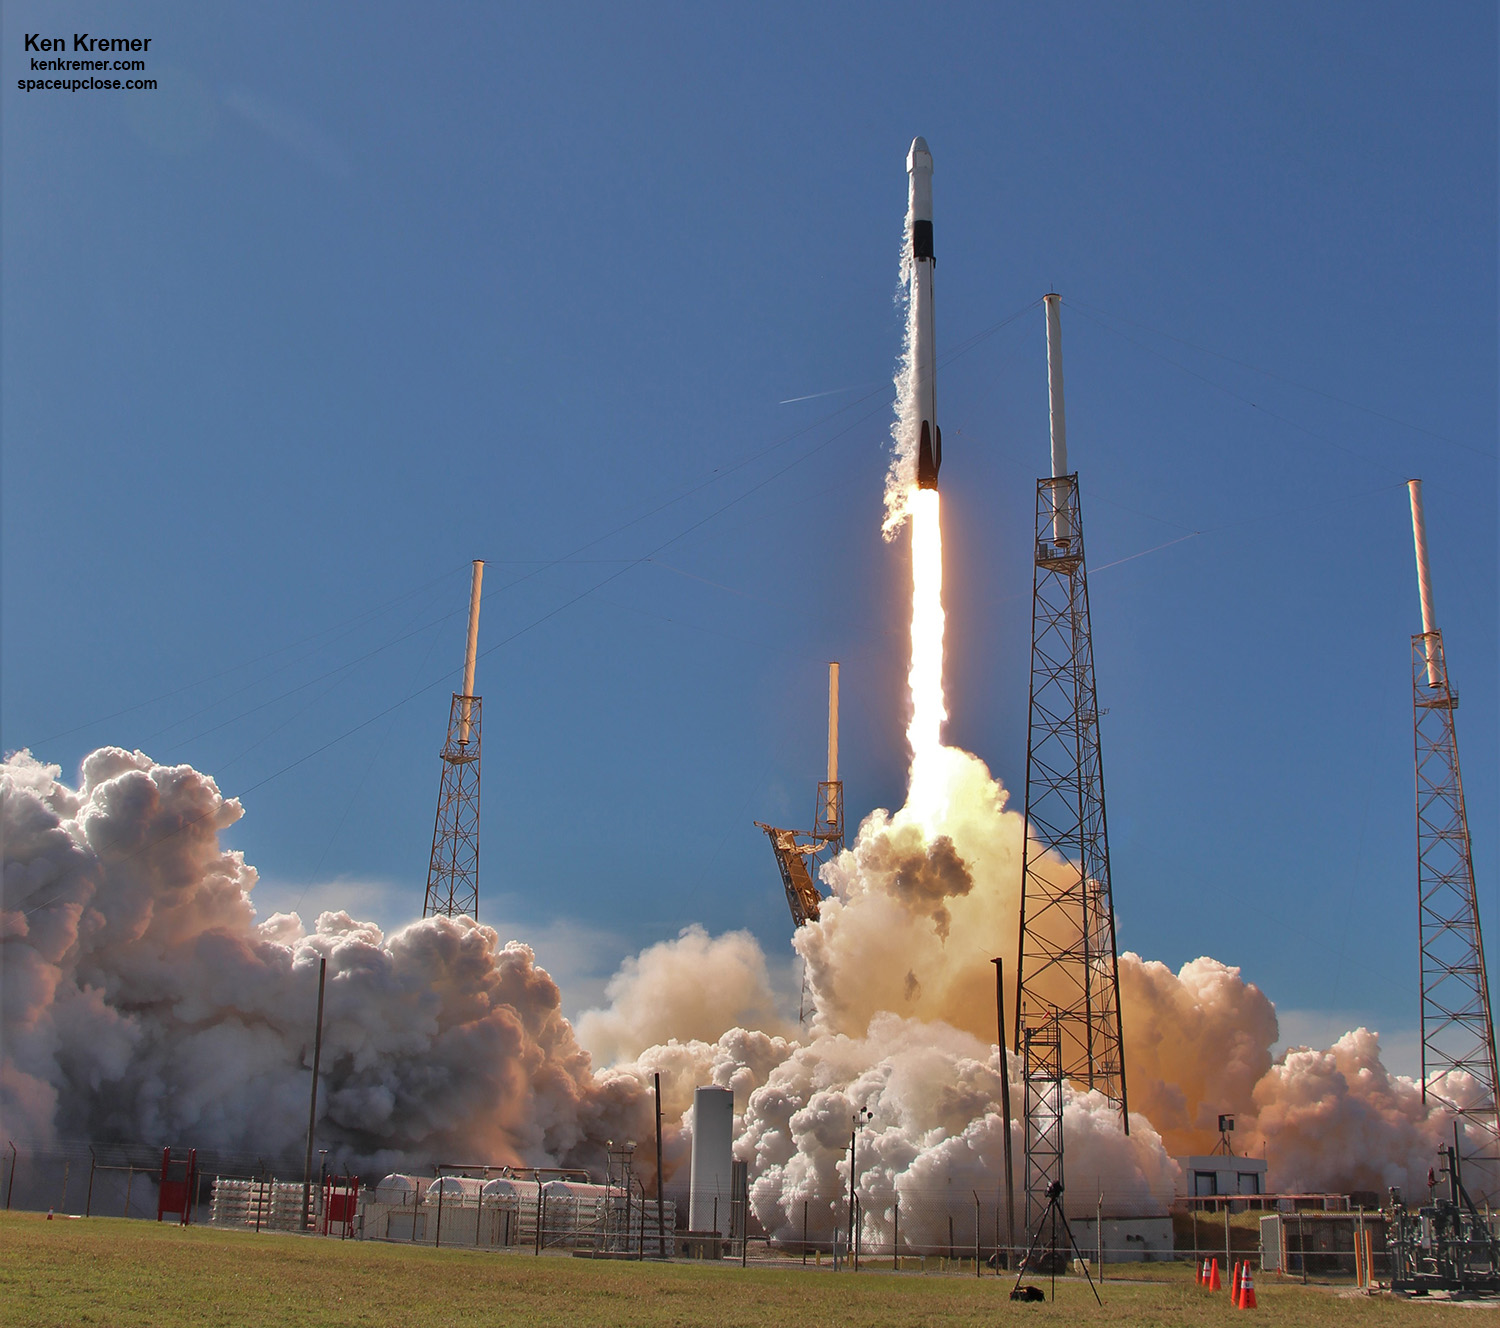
[1,1139,307,1226]
[0,1140,1426,1282]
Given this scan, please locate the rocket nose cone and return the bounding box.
[907,136,932,173]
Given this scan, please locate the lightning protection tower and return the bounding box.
[1408,481,1499,1190]
[1015,296,1129,1132]
[423,560,485,920]
[756,663,845,929]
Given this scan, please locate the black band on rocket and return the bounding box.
[912,220,933,261]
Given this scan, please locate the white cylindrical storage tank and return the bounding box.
[480,1178,524,1204]
[540,1180,610,1202]
[374,1174,422,1206]
[688,1086,735,1235]
[426,1176,484,1206]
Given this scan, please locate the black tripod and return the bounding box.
[1010,1180,1102,1305]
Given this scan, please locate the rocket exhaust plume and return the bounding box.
[894,137,949,828]
[906,490,948,826]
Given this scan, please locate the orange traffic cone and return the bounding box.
[1239,1265,1257,1310]
[1208,1257,1222,1291]
[1231,1260,1243,1305]
[1196,1258,1206,1286]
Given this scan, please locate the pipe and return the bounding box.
[1044,295,1071,543]
[459,560,484,740]
[1407,481,1441,687]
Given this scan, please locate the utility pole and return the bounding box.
[654,1073,666,1258]
[848,1107,871,1266]
[993,957,1016,1266]
[301,956,327,1231]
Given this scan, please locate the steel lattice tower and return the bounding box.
[423,561,485,921]
[1014,298,1128,1131]
[1409,482,1499,1186]
[1022,1013,1065,1241]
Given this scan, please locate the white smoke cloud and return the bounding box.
[1248,1029,1462,1196]
[733,1013,1178,1236]
[575,925,794,1066]
[3,742,1469,1211]
[0,748,650,1174]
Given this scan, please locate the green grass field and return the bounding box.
[0,1212,1474,1327]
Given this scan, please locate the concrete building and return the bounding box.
[1177,1155,1268,1202]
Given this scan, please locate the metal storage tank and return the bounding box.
[689,1086,734,1235]
[426,1176,484,1205]
[374,1174,421,1206]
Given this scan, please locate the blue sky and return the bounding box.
[3,3,1495,1069]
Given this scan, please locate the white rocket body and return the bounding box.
[907,138,940,490]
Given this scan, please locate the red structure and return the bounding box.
[156,1147,197,1225]
[321,1175,359,1237]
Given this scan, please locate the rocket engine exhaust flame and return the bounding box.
[905,488,948,828]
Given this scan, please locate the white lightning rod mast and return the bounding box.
[827,661,839,787]
[1044,294,1070,541]
[1408,481,1441,687]
[459,559,484,740]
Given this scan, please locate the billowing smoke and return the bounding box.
[578,737,1465,1213]
[2,741,1468,1216]
[726,1016,1176,1241]
[0,748,650,1174]
[574,924,794,1065]
[1249,1030,1475,1195]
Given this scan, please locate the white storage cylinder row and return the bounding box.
[209,1178,306,1231]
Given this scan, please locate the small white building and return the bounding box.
[1177,1155,1268,1200]
[1070,1216,1175,1263]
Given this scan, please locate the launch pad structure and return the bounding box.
[423,560,486,921]
[1407,482,1500,1190]
[1015,297,1129,1138]
[757,663,845,930]
[1021,1012,1064,1241]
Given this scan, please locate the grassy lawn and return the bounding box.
[0,1212,1474,1327]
